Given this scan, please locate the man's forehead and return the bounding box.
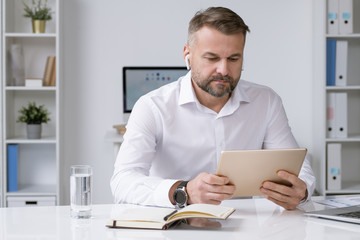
[189,26,245,47]
[192,28,245,56]
[195,26,245,39]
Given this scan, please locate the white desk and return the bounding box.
[1,197,359,240]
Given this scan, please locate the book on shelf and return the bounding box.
[335,40,348,86]
[106,203,235,230]
[327,143,342,190]
[25,78,43,87]
[49,57,56,86]
[334,92,347,138]
[326,92,336,138]
[7,144,18,192]
[339,0,353,34]
[326,39,336,86]
[327,0,339,34]
[43,56,56,86]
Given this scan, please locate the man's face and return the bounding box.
[186,26,245,98]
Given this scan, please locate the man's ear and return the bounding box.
[185,54,190,70]
[183,45,191,70]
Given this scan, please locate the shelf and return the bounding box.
[6,137,56,144]
[326,86,360,91]
[6,184,57,196]
[319,0,360,197]
[326,182,360,195]
[326,34,360,38]
[4,33,56,38]
[5,87,56,91]
[326,135,360,142]
[1,0,60,208]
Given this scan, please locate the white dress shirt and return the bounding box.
[111,71,316,207]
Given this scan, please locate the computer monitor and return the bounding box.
[122,66,188,121]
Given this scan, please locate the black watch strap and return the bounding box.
[178,181,188,189]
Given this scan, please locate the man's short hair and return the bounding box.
[188,7,250,46]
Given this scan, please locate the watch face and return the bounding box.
[174,189,186,205]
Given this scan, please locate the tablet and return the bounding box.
[216,148,307,197]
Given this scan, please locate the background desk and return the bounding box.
[1,197,359,240]
[104,130,124,159]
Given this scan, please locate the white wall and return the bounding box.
[61,0,315,204]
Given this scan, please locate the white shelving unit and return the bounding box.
[1,0,60,207]
[316,0,360,196]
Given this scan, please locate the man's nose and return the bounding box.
[216,59,229,76]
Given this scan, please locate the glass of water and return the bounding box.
[70,165,92,218]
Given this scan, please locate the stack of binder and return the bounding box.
[326,92,347,138]
[326,39,348,87]
[327,0,353,35]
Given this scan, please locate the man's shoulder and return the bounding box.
[238,79,282,104]
[240,79,273,91]
[240,79,279,95]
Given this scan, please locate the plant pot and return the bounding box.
[27,124,42,139]
[32,20,46,33]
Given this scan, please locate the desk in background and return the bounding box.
[104,130,124,159]
[1,197,359,239]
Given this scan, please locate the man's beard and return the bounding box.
[193,73,238,98]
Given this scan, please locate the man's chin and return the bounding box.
[207,89,231,98]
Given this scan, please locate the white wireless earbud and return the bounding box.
[185,54,190,70]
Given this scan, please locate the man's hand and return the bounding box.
[186,172,236,205]
[260,170,308,210]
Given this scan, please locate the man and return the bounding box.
[111,7,315,210]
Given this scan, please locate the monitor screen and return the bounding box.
[123,67,188,113]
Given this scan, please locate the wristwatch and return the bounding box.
[173,181,188,208]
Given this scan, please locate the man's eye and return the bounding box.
[206,57,218,61]
[229,58,240,62]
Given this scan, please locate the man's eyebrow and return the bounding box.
[228,53,242,58]
[202,52,242,58]
[202,52,219,57]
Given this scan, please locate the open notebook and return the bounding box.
[305,205,360,224]
[106,204,235,230]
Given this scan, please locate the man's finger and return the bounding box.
[261,186,290,203]
[277,170,300,185]
[203,173,230,185]
[262,181,292,196]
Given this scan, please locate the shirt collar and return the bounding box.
[178,71,251,108]
[229,80,251,104]
[179,71,196,105]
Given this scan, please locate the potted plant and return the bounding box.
[17,102,51,139]
[22,0,52,33]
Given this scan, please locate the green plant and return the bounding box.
[17,102,51,124]
[22,0,52,21]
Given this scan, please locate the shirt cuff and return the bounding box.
[154,179,179,208]
[298,185,312,206]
